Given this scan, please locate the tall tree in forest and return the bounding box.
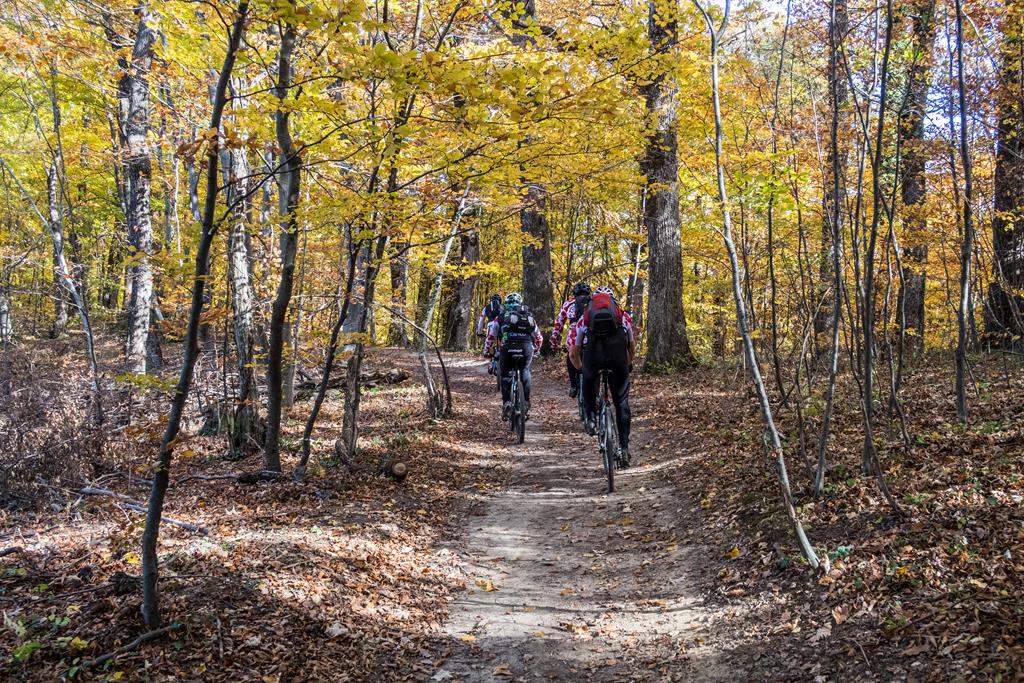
[263,7,301,473]
[443,228,479,351]
[46,164,67,338]
[642,0,695,368]
[897,0,938,352]
[690,0,819,568]
[858,0,903,514]
[141,1,249,628]
[954,0,976,422]
[521,184,557,351]
[508,0,557,350]
[988,0,1024,341]
[815,0,847,496]
[225,132,259,457]
[385,0,427,348]
[816,0,849,345]
[120,6,159,374]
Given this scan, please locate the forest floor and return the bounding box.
[0,336,1022,681]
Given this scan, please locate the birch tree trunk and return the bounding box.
[226,145,259,457]
[121,8,159,374]
[47,164,68,338]
[642,0,695,369]
[0,287,10,344]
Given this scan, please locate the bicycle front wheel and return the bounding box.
[514,373,526,444]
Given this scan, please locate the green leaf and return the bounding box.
[11,641,41,662]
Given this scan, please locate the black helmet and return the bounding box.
[572,282,591,297]
[490,293,501,303]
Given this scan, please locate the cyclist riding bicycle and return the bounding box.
[550,282,591,398]
[567,285,636,466]
[476,293,504,338]
[484,292,543,421]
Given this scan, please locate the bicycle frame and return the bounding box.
[503,348,527,444]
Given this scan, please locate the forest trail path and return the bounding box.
[436,358,729,682]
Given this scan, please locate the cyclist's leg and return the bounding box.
[610,362,631,452]
[581,345,600,423]
[497,347,512,404]
[566,353,578,396]
[520,344,534,403]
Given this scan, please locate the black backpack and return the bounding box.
[570,293,591,324]
[501,305,535,341]
[484,299,503,321]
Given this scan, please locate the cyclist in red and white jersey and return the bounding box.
[567,286,636,466]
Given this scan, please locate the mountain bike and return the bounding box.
[596,369,618,493]
[508,364,527,444]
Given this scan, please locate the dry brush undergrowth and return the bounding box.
[0,339,499,681]
[649,352,1024,680]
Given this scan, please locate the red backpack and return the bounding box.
[584,292,622,337]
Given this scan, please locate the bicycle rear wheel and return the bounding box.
[577,376,586,424]
[601,401,614,493]
[514,372,526,444]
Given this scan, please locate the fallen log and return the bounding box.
[78,488,209,535]
[293,368,409,400]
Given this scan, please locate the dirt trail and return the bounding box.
[437,359,729,682]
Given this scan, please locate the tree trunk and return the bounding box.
[444,228,479,351]
[121,8,159,374]
[626,240,646,329]
[642,0,695,369]
[0,286,10,344]
[897,0,937,353]
[47,164,68,338]
[226,145,259,457]
[414,260,433,329]
[954,0,975,423]
[388,241,411,346]
[340,236,389,461]
[140,2,248,628]
[521,185,557,353]
[816,0,849,346]
[263,12,301,473]
[987,0,1024,342]
[815,0,847,497]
